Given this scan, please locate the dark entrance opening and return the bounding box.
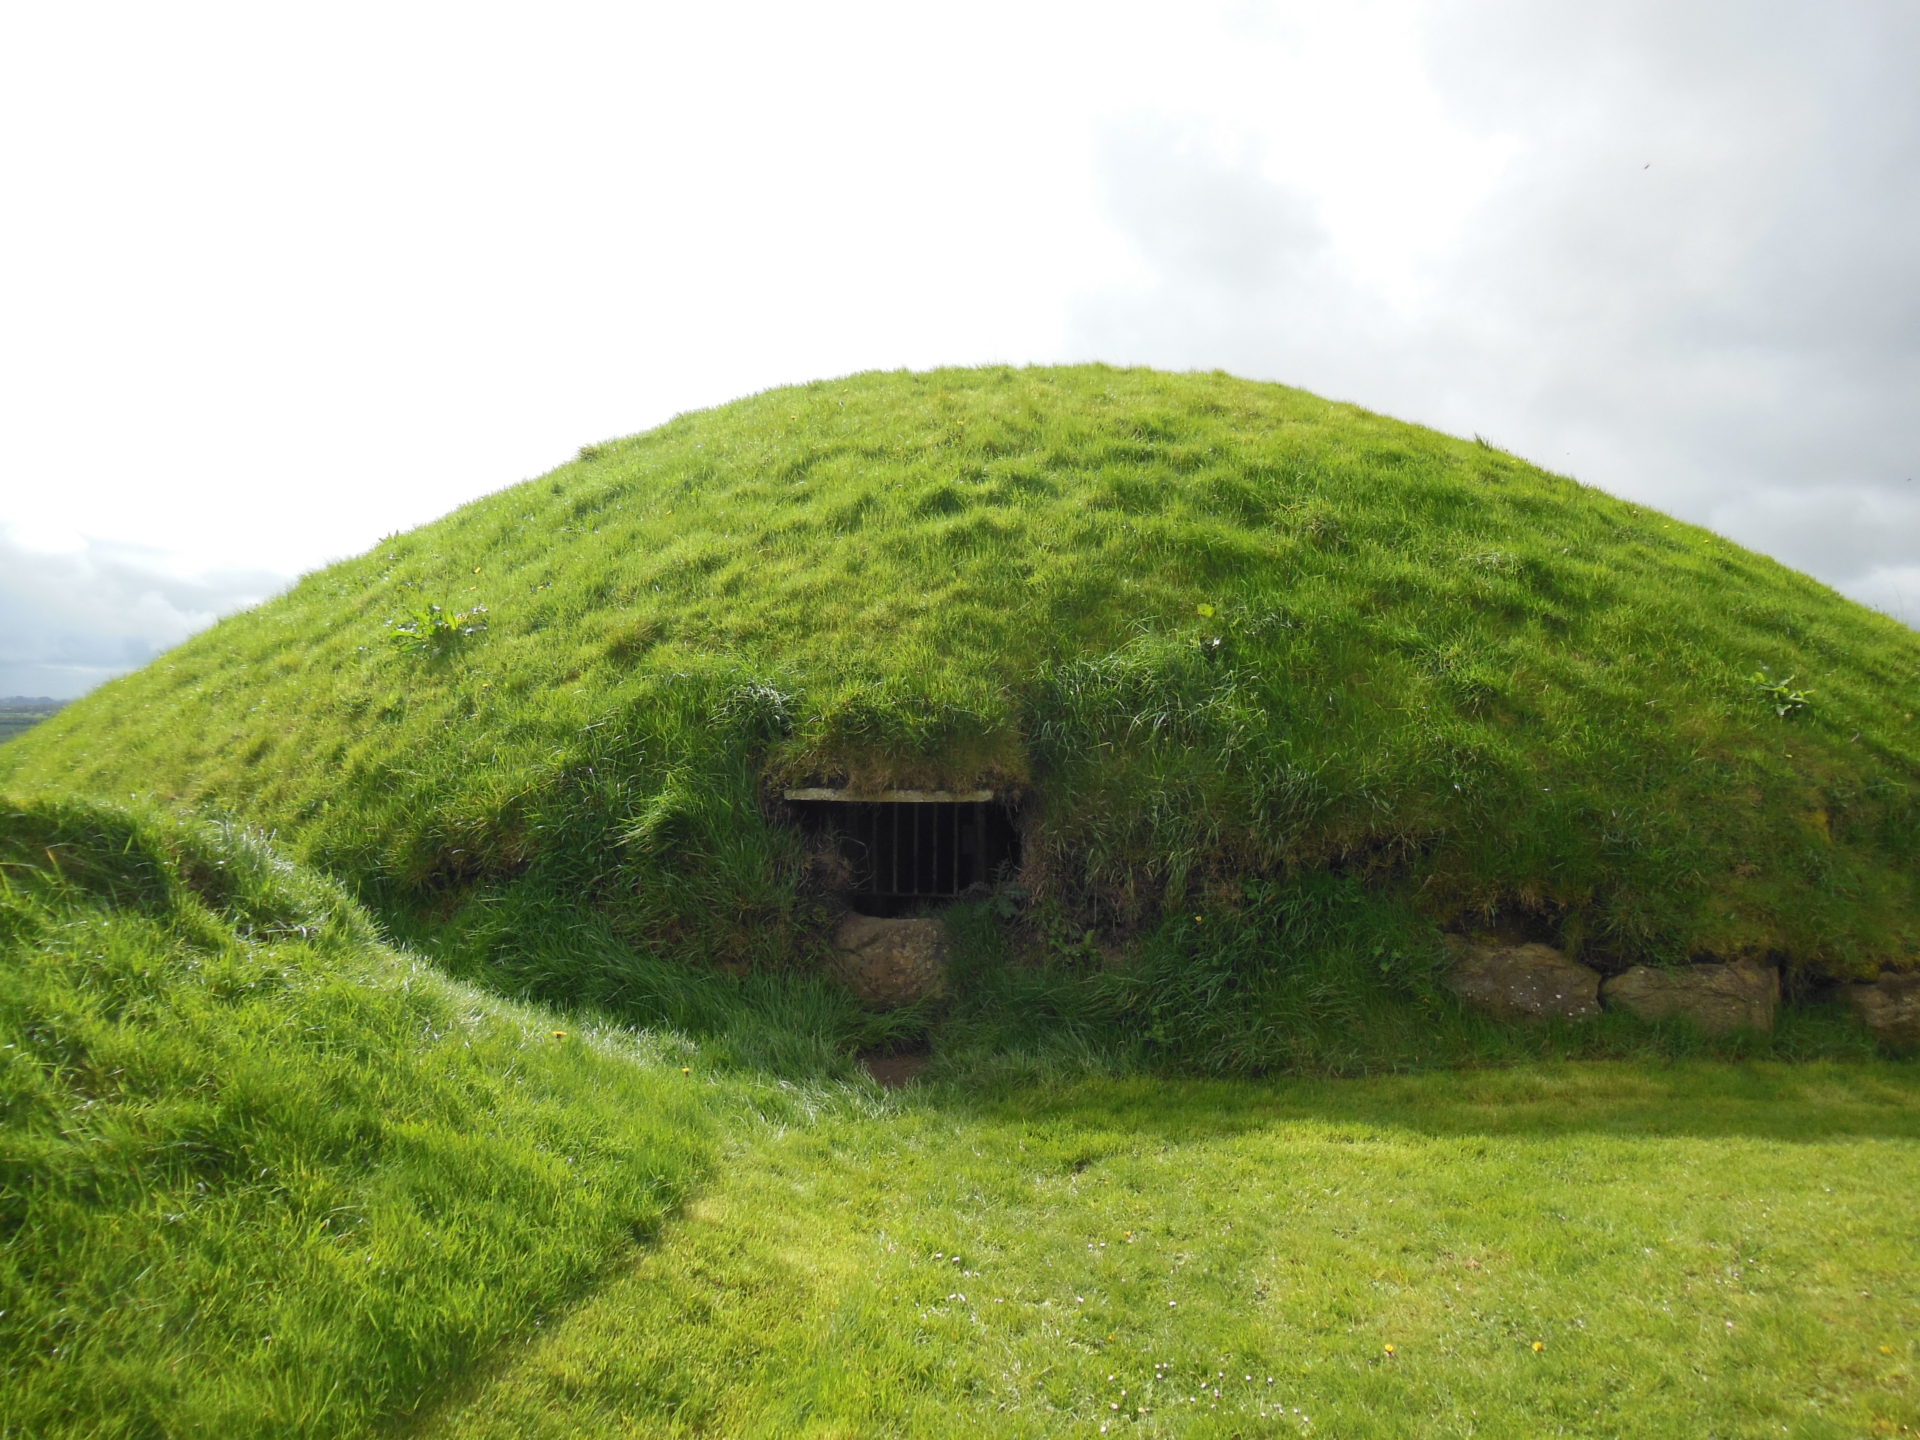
[785,789,1021,916]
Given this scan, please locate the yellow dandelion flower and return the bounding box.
[1531,1341,1545,1352]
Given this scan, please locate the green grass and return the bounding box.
[932,890,1884,1079]
[3,796,1916,1437]
[2,365,1915,1015]
[426,1064,1920,1439]
[0,796,724,1438]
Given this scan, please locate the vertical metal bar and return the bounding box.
[891,803,901,895]
[951,803,960,893]
[921,806,936,898]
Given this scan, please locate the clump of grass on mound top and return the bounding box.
[4,365,1917,1005]
[0,796,717,1440]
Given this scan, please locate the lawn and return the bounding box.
[429,1062,1920,1439]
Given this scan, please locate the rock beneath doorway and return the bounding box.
[829,915,948,1008]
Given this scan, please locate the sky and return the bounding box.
[3,0,1916,698]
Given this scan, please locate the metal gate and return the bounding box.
[784,789,1019,902]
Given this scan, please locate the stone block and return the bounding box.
[1601,960,1778,1034]
[1844,971,1920,1051]
[828,915,948,1009]
[1444,939,1602,1021]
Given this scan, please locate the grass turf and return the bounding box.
[425,1063,1920,1439]
[1,365,1915,1009]
[0,796,719,1439]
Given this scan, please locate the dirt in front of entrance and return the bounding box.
[861,1052,931,1089]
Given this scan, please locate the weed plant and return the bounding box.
[934,886,1883,1083]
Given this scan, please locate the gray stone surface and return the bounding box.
[1443,939,1602,1021]
[1601,960,1779,1034]
[828,915,948,1008]
[1843,971,1920,1050]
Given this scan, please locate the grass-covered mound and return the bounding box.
[0,796,715,1439]
[4,365,1916,1003]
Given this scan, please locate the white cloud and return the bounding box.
[1066,1,1920,631]
[0,0,1913,705]
[0,527,286,698]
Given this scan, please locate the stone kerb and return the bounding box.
[1442,939,1602,1021]
[1443,940,1784,1035]
[1843,971,1920,1051]
[1600,960,1779,1035]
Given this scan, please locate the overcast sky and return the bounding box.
[3,0,1915,698]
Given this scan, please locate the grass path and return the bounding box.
[426,1063,1920,1438]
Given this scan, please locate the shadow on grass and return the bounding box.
[924,1053,1920,1147]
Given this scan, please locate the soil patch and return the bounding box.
[861,1051,931,1090]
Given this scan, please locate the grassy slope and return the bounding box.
[430,1065,1920,1440]
[0,796,718,1439]
[3,365,1916,994]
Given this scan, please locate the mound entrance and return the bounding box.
[783,788,1021,918]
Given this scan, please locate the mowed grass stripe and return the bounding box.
[429,1064,1920,1440]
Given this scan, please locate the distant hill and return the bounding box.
[0,698,64,745]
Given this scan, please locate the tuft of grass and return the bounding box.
[0,796,721,1439]
[2,364,1916,1015]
